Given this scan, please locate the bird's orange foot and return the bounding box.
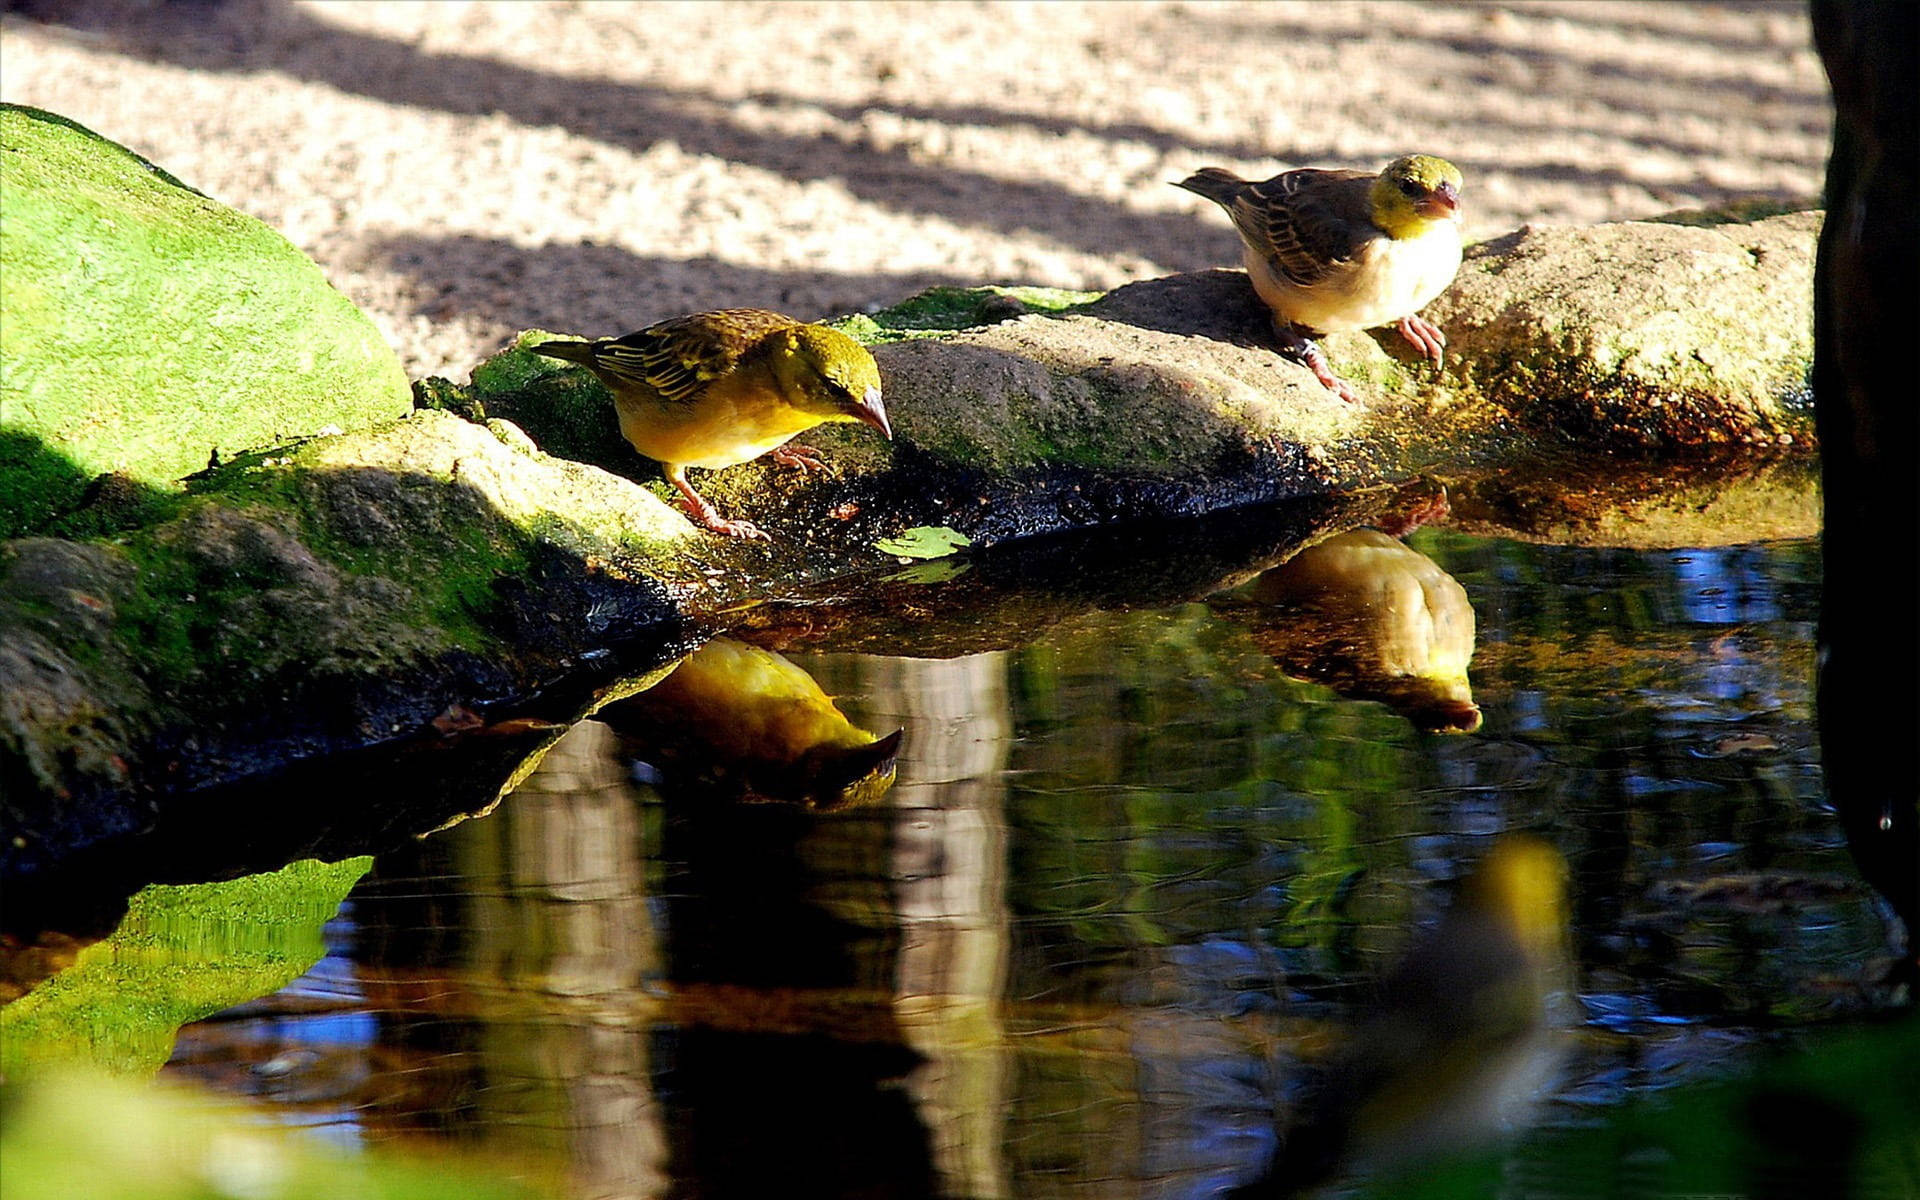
[769,442,828,473]
[673,478,771,540]
[1396,315,1447,367]
[699,515,769,540]
[1275,326,1360,403]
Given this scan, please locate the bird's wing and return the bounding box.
[1230,168,1377,287]
[587,308,798,403]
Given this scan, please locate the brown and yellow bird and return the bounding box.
[604,637,905,812]
[1176,154,1464,403]
[534,309,890,539]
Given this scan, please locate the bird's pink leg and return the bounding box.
[1395,314,1447,366]
[768,442,828,473]
[668,469,768,540]
[1274,322,1359,403]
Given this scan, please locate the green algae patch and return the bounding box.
[0,856,371,1077]
[835,285,1104,344]
[0,105,410,538]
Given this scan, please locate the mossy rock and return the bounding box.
[1424,212,1819,447]
[0,411,698,876]
[0,105,411,538]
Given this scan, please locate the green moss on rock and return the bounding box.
[837,285,1104,344]
[100,412,695,694]
[1422,213,1819,447]
[0,104,411,538]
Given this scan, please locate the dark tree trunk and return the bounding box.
[1810,0,1920,980]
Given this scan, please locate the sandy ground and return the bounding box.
[1,1,1830,381]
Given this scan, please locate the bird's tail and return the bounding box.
[530,339,596,365]
[1173,166,1248,206]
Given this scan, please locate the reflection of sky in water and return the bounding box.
[169,908,373,1149]
[1669,547,1786,624]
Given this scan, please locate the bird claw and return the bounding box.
[1396,315,1447,366]
[1285,333,1360,403]
[1312,364,1361,404]
[673,478,772,540]
[769,443,829,473]
[698,515,769,540]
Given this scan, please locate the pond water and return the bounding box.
[129,526,1904,1197]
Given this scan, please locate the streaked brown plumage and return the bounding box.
[534,309,889,539]
[1177,155,1465,402]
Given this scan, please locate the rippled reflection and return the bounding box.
[1241,835,1574,1195]
[134,532,1905,1199]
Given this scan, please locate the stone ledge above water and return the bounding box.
[3,207,1821,885]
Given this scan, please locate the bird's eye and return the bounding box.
[1399,178,1424,198]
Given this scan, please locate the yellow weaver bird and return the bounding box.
[1176,154,1464,403]
[534,309,890,539]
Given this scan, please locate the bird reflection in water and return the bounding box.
[1238,835,1575,1196]
[600,637,904,811]
[1217,527,1482,733]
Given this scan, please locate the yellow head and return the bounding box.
[1457,834,1571,964]
[1369,154,1464,239]
[768,324,891,438]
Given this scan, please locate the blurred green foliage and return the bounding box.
[0,1069,549,1200]
[1366,1015,1920,1199]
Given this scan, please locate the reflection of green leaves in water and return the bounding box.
[875,525,973,559]
[881,557,972,585]
[0,857,371,1077]
[1003,605,1417,960]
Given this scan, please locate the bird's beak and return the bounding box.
[1417,181,1460,219]
[854,385,892,439]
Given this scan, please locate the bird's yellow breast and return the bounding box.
[614,371,829,471]
[1249,221,1462,335]
[652,638,879,763]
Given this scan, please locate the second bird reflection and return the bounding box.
[1237,835,1575,1197]
[1218,528,1482,734]
[600,637,904,812]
